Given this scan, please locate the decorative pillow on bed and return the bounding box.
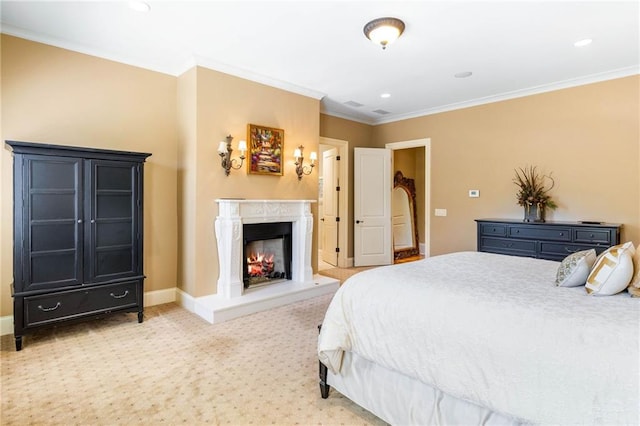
[627,247,640,297]
[586,242,635,296]
[555,249,597,287]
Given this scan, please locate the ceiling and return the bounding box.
[1,1,638,125]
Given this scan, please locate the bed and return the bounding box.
[317,251,640,425]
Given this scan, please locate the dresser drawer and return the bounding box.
[573,228,614,245]
[476,219,621,262]
[538,242,606,261]
[24,281,140,327]
[509,225,571,242]
[480,223,507,237]
[480,237,536,257]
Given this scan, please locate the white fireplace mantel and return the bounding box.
[214,199,315,298]
[182,199,338,325]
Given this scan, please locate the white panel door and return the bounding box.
[321,148,339,266]
[354,148,392,267]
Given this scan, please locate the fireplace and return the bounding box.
[214,199,316,299]
[243,222,292,289]
[196,199,338,325]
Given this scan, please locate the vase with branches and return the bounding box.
[513,166,557,222]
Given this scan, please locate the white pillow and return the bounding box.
[586,242,635,296]
[555,249,596,287]
[627,246,640,296]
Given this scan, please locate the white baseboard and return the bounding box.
[1,315,13,337]
[144,287,177,307]
[0,287,178,337]
[420,243,426,255]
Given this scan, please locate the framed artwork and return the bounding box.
[247,124,284,176]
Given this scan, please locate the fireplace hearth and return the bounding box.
[188,199,338,325]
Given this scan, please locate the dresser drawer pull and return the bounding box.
[565,247,579,253]
[559,232,564,236]
[110,290,130,299]
[590,234,594,238]
[502,243,514,248]
[37,302,61,312]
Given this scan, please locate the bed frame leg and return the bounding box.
[318,324,331,398]
[319,360,330,398]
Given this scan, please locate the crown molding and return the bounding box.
[370,65,640,125]
[2,24,177,76]
[189,55,325,100]
[4,25,637,126]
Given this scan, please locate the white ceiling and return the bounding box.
[1,1,638,125]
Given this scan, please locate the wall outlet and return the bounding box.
[469,189,480,198]
[435,208,447,217]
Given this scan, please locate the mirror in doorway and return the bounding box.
[392,171,420,261]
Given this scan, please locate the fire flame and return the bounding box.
[247,252,275,277]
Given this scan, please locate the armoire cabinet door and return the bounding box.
[19,155,84,292]
[85,160,141,283]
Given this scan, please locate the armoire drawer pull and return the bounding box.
[38,302,61,312]
[110,290,129,299]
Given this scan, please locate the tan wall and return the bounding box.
[178,67,320,298]
[0,35,179,317]
[176,68,198,296]
[2,34,637,315]
[373,76,640,255]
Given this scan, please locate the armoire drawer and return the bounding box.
[24,281,140,327]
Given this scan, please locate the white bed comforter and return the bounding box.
[318,252,640,425]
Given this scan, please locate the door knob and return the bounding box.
[320,218,325,221]
[356,220,364,224]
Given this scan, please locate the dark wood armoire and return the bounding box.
[7,141,151,350]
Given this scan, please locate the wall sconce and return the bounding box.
[293,145,317,181]
[217,135,247,176]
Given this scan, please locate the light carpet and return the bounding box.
[1,294,386,425]
[317,267,374,284]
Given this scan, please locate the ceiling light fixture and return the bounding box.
[574,38,592,47]
[380,93,391,98]
[454,71,473,78]
[363,17,405,50]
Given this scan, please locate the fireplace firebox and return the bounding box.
[243,222,292,289]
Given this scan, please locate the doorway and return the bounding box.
[318,137,349,270]
[386,139,431,259]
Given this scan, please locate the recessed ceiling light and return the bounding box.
[574,38,592,47]
[380,93,391,98]
[129,1,151,12]
[454,71,473,78]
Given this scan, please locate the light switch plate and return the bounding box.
[469,189,480,198]
[435,208,447,217]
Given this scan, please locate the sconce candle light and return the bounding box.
[294,145,317,181]
[218,134,246,176]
